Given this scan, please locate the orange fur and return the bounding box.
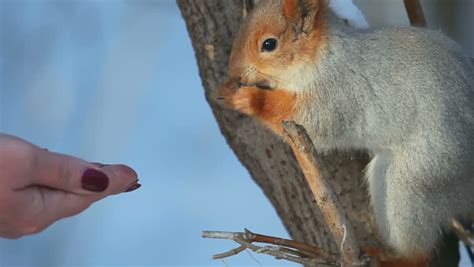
[306,5,327,61]
[283,0,299,21]
[220,0,327,131]
[228,0,328,89]
[255,88,297,133]
[364,247,431,267]
[218,81,297,133]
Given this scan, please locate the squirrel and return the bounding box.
[217,0,474,266]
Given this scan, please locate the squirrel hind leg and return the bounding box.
[366,150,443,265]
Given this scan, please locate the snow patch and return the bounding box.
[329,0,370,29]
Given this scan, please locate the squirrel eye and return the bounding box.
[261,38,278,52]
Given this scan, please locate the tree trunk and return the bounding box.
[176,1,459,265]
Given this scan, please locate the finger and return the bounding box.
[48,168,139,221]
[14,187,89,235]
[95,164,139,195]
[31,148,138,195]
[15,175,141,237]
[14,187,100,236]
[90,162,110,168]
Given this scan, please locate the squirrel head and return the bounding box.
[228,0,327,90]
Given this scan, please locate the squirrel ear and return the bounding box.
[283,0,300,22]
[283,0,325,34]
[243,0,259,18]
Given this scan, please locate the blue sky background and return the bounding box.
[0,0,471,266]
[0,0,294,266]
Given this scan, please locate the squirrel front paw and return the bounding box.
[217,79,298,134]
[217,79,262,115]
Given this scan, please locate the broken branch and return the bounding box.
[202,229,339,265]
[403,0,427,27]
[452,218,473,247]
[282,121,364,266]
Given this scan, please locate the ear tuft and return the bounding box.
[283,0,326,35]
[243,0,259,18]
[283,0,300,21]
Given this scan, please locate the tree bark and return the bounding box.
[176,1,459,266]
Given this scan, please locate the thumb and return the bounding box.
[31,148,138,195]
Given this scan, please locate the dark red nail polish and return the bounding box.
[124,183,141,193]
[82,169,109,192]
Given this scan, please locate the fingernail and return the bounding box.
[124,183,141,193]
[82,169,109,192]
[90,162,109,168]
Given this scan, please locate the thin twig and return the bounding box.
[234,236,335,265]
[245,250,263,267]
[452,219,473,247]
[203,231,237,240]
[452,218,474,264]
[213,245,246,259]
[282,121,363,266]
[203,229,339,266]
[403,0,427,27]
[244,228,338,261]
[221,258,229,267]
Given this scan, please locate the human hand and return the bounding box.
[0,134,140,239]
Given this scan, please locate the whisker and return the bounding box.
[256,70,288,85]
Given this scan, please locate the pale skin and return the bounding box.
[0,134,140,239]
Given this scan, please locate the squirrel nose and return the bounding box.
[237,76,244,87]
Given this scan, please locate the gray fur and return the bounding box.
[294,24,474,255]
